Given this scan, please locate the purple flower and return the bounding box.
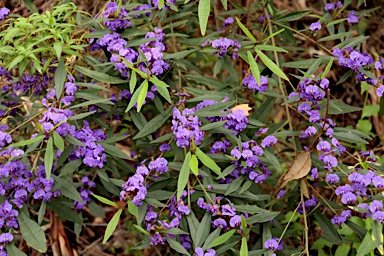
[309,22,321,31]
[261,135,277,148]
[0,8,10,20]
[229,215,241,227]
[373,212,384,223]
[341,192,357,205]
[322,155,338,169]
[277,190,286,199]
[324,3,335,11]
[213,218,227,228]
[347,11,359,24]
[311,168,318,179]
[326,174,339,184]
[224,17,234,26]
[159,144,171,152]
[316,141,331,152]
[369,200,383,213]
[264,239,278,250]
[242,75,268,92]
[373,176,384,188]
[377,85,384,97]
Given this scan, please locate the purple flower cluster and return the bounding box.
[242,74,269,93]
[210,139,232,154]
[197,197,244,230]
[120,157,168,206]
[138,28,170,76]
[143,191,190,245]
[333,47,384,97]
[172,108,204,148]
[74,176,96,210]
[103,2,133,31]
[228,139,272,184]
[224,109,248,135]
[324,1,343,12]
[133,4,152,17]
[0,233,13,255]
[331,210,352,226]
[0,7,10,20]
[202,38,241,59]
[70,121,107,168]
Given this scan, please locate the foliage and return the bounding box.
[0,0,383,255]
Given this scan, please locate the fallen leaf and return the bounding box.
[300,179,310,199]
[277,152,312,191]
[232,104,252,116]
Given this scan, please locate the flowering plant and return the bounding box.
[0,0,383,255]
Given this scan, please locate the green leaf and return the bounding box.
[333,131,369,144]
[246,211,280,224]
[318,31,353,42]
[240,237,248,256]
[65,134,86,146]
[10,135,45,148]
[190,154,199,175]
[68,111,97,121]
[208,229,236,248]
[57,178,83,203]
[53,131,65,152]
[129,70,137,92]
[45,137,54,179]
[75,65,127,84]
[47,201,84,225]
[163,228,189,235]
[277,10,311,22]
[137,80,148,112]
[100,143,132,160]
[362,104,380,118]
[254,45,288,53]
[247,51,260,86]
[321,57,334,79]
[166,237,191,256]
[200,120,227,131]
[381,97,384,117]
[38,202,46,225]
[314,211,342,244]
[335,243,350,256]
[255,49,289,81]
[198,0,210,36]
[177,151,191,200]
[202,228,221,250]
[55,57,66,99]
[93,194,118,207]
[103,209,122,244]
[133,224,150,235]
[356,231,376,256]
[128,200,139,217]
[22,0,39,13]
[233,205,268,214]
[356,119,372,135]
[163,49,199,60]
[6,242,27,256]
[133,108,172,139]
[126,80,146,112]
[69,98,114,109]
[195,147,223,178]
[225,176,245,195]
[195,212,211,247]
[235,17,257,42]
[18,212,47,253]
[373,222,383,254]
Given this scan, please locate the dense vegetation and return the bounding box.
[0,0,383,255]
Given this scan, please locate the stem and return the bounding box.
[271,21,333,56]
[300,189,310,256]
[264,8,298,154]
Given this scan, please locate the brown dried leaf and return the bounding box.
[277,152,312,191]
[232,104,252,116]
[300,179,310,199]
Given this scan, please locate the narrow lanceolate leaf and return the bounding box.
[55,57,66,99]
[255,49,289,81]
[166,237,191,256]
[126,80,147,113]
[129,70,137,92]
[44,137,54,179]
[103,209,122,244]
[195,147,223,178]
[128,200,139,217]
[93,194,118,207]
[9,135,45,148]
[53,131,64,152]
[240,237,248,256]
[321,57,334,79]
[198,0,210,36]
[190,154,199,175]
[75,65,127,84]
[247,51,260,86]
[177,151,192,200]
[133,108,172,139]
[208,229,236,248]
[18,212,47,253]
[235,17,257,43]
